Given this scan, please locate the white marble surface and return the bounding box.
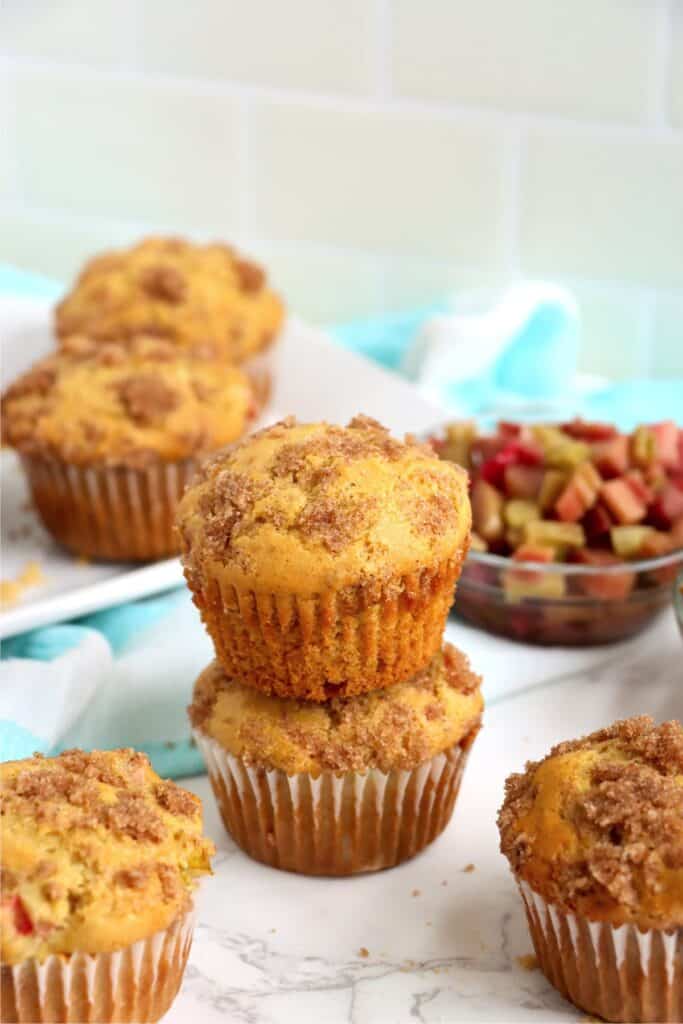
[165,611,682,1024]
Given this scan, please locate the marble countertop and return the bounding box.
[165,611,682,1024]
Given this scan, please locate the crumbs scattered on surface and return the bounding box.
[441,880,448,886]
[463,863,475,873]
[0,561,46,608]
[516,953,539,971]
[358,947,369,959]
[411,889,421,898]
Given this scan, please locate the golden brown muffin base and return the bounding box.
[21,454,196,562]
[193,724,479,876]
[519,882,683,1023]
[187,547,468,701]
[0,908,194,1024]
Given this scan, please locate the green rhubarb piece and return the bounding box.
[471,479,504,542]
[538,470,568,512]
[545,439,591,469]
[610,525,655,559]
[503,569,566,602]
[524,520,586,549]
[531,425,567,451]
[442,421,476,468]
[631,426,656,467]
[504,499,541,530]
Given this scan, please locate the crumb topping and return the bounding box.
[1,749,214,964]
[1,335,255,466]
[498,717,683,927]
[177,416,470,592]
[189,644,483,775]
[55,235,284,363]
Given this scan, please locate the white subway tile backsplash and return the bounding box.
[391,0,656,123]
[250,101,507,263]
[12,69,242,229]
[519,130,683,288]
[1,0,680,379]
[138,0,375,95]
[0,0,138,67]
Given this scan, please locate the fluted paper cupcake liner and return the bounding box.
[519,880,683,1022]
[194,727,478,876]
[21,454,198,561]
[0,907,195,1024]
[187,547,467,701]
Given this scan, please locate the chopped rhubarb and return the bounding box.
[469,531,488,553]
[572,549,636,600]
[545,439,591,470]
[582,502,614,542]
[512,543,555,564]
[631,426,656,467]
[554,462,602,523]
[651,421,679,468]
[648,482,683,529]
[479,441,542,488]
[441,421,475,467]
[639,530,679,583]
[504,499,540,530]
[561,418,617,441]
[623,469,655,506]
[471,479,504,542]
[610,525,654,559]
[524,520,585,551]
[590,435,629,478]
[600,478,647,525]
[538,469,568,512]
[503,464,543,500]
[671,516,683,547]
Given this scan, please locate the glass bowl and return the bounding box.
[675,568,683,640]
[454,548,683,645]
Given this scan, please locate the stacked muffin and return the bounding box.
[179,414,483,875]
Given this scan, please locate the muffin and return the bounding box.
[177,415,471,701]
[189,643,482,875]
[1,335,257,561]
[54,237,284,404]
[498,717,683,1023]
[0,748,214,1024]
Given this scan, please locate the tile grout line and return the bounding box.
[648,0,674,130]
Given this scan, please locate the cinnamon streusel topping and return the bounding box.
[498,717,683,928]
[189,644,483,775]
[1,335,255,467]
[0,749,214,964]
[177,415,471,596]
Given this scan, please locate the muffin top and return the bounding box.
[55,236,284,363]
[177,416,471,596]
[189,644,483,776]
[498,717,683,929]
[0,749,214,964]
[1,335,256,468]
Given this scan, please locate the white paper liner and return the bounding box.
[0,908,195,1024]
[21,455,197,561]
[194,729,476,875]
[518,880,683,1022]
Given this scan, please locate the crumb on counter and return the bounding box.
[516,953,539,971]
[463,863,475,873]
[0,561,46,608]
[411,889,421,898]
[358,947,369,959]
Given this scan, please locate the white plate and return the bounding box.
[1,296,444,639]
